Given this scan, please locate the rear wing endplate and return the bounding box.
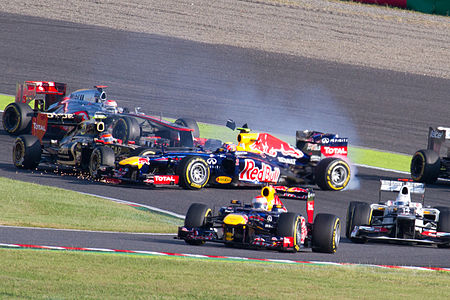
[380,179,425,194]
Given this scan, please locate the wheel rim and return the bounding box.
[330,165,348,186]
[334,221,341,248]
[112,119,127,141]
[294,220,301,248]
[4,107,19,131]
[90,151,100,175]
[411,155,424,178]
[13,141,25,165]
[190,162,208,184]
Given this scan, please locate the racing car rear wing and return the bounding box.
[273,185,315,223]
[427,127,450,156]
[379,179,425,203]
[16,81,67,110]
[296,130,348,158]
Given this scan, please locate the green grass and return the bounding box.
[0,177,182,232]
[0,94,13,110]
[0,248,448,299]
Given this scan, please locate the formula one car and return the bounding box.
[410,126,450,184]
[111,121,351,190]
[12,110,198,177]
[346,179,450,247]
[2,81,122,137]
[177,185,341,253]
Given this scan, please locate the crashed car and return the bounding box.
[2,81,123,137]
[111,121,351,190]
[410,126,450,184]
[12,110,198,177]
[177,185,341,253]
[346,179,450,247]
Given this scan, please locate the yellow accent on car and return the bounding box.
[236,133,259,151]
[118,156,145,169]
[216,176,232,184]
[223,214,248,226]
[225,232,233,241]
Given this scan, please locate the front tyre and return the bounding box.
[3,102,33,135]
[178,156,210,190]
[312,213,340,253]
[184,203,212,245]
[346,202,372,243]
[89,146,115,178]
[276,212,302,252]
[12,135,41,169]
[437,208,450,248]
[410,149,440,184]
[315,157,350,190]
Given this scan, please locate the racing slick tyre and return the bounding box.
[276,212,303,252]
[345,201,365,239]
[315,157,350,191]
[112,116,140,143]
[410,149,440,184]
[12,135,41,169]
[437,208,450,248]
[89,146,115,178]
[347,202,372,243]
[175,117,200,138]
[184,203,212,245]
[312,213,340,253]
[2,102,33,135]
[177,156,210,190]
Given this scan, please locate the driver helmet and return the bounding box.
[252,196,269,211]
[100,133,115,144]
[394,186,411,207]
[104,99,118,113]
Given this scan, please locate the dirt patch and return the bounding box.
[1,0,449,78]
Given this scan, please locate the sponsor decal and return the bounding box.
[31,114,48,142]
[277,157,296,165]
[430,130,443,139]
[322,137,348,144]
[283,237,294,248]
[206,158,217,165]
[300,216,307,244]
[321,146,348,157]
[321,137,330,143]
[153,175,179,185]
[216,176,232,184]
[239,159,280,183]
[249,133,304,158]
[306,200,314,223]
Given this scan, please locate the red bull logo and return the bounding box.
[239,159,280,183]
[249,133,304,158]
[138,157,150,165]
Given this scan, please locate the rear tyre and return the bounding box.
[315,157,350,191]
[12,135,41,169]
[410,149,440,184]
[347,202,372,243]
[2,102,33,135]
[184,203,212,245]
[175,118,199,138]
[437,209,450,248]
[89,146,115,178]
[345,201,365,239]
[112,116,140,143]
[276,212,302,252]
[178,156,210,190]
[312,213,340,253]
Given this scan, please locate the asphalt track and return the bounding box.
[0,12,449,267]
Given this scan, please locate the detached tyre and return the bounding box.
[178,156,210,189]
[276,212,302,252]
[347,202,372,243]
[12,135,41,169]
[2,102,33,135]
[175,117,200,138]
[112,116,140,143]
[184,203,212,245]
[410,149,440,184]
[437,209,450,248]
[312,213,340,253]
[315,157,350,190]
[89,146,115,178]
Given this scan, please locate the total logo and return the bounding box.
[33,123,46,132]
[239,159,280,183]
[147,175,179,185]
[321,146,348,157]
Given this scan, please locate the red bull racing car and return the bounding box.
[177,185,341,253]
[109,121,351,191]
[410,126,450,184]
[347,179,450,247]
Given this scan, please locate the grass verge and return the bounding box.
[0,94,13,109]
[0,248,449,299]
[0,177,182,233]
